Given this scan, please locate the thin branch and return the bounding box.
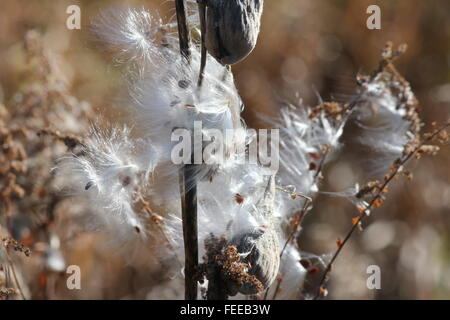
[269,276,283,300]
[139,196,184,269]
[276,186,312,202]
[313,121,450,300]
[279,200,312,259]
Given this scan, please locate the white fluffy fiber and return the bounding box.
[56,7,265,250]
[54,126,153,239]
[347,71,418,178]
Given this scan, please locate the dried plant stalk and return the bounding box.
[175,0,198,300]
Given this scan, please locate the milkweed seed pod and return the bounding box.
[229,175,280,295]
[204,0,264,65]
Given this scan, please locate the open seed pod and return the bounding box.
[228,175,280,295]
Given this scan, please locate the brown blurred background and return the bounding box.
[0,0,449,299]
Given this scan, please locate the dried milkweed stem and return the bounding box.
[175,0,191,60]
[313,121,450,300]
[197,0,207,87]
[175,0,198,300]
[179,170,198,300]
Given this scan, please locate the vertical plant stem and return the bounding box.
[175,0,198,300]
[197,1,207,87]
[175,0,191,60]
[179,169,198,300]
[206,265,228,300]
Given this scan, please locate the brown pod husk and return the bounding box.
[229,175,280,295]
[229,227,279,295]
[204,0,264,65]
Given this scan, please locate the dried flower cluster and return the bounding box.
[200,235,264,299]
[0,288,18,300]
[1,238,31,257]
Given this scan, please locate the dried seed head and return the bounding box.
[205,0,264,65]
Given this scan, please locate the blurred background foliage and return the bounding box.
[0,0,449,299]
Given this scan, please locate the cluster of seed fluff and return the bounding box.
[260,61,420,298]
[56,7,261,249]
[163,163,275,259]
[54,126,157,238]
[346,71,419,178]
[259,102,344,298]
[97,7,246,180]
[277,104,342,194]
